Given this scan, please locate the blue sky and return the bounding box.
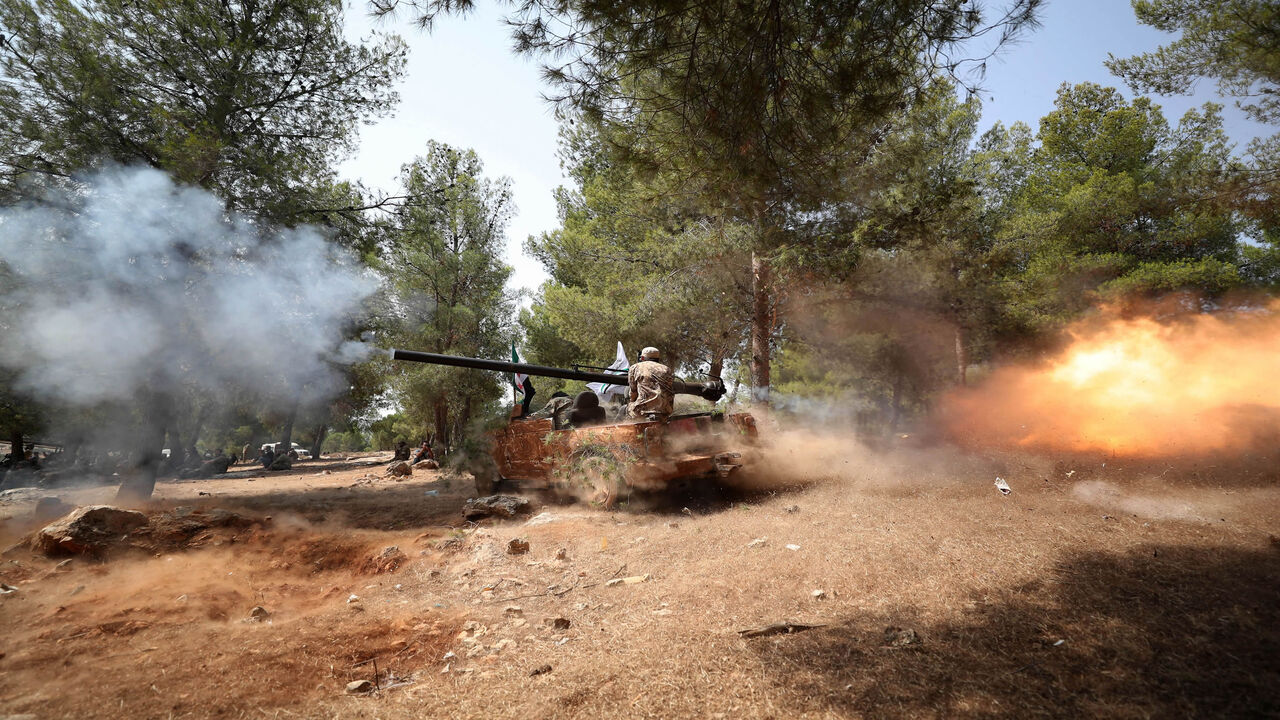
[339,0,1272,296]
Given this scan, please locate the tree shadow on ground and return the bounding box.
[750,545,1280,718]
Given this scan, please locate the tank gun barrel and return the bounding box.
[389,348,725,402]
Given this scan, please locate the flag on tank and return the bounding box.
[587,341,629,400]
[511,342,534,398]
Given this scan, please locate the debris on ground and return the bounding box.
[555,548,568,560]
[811,589,826,600]
[507,538,530,555]
[0,582,18,595]
[529,664,552,677]
[605,574,650,587]
[462,495,532,521]
[738,622,826,638]
[246,606,271,622]
[747,536,768,548]
[546,617,570,630]
[785,544,801,551]
[785,505,800,513]
[883,626,922,647]
[30,505,148,556]
[346,680,375,694]
[525,511,559,526]
[995,477,1012,495]
[362,545,408,574]
[144,507,255,546]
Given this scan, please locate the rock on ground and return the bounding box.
[386,461,413,477]
[30,506,148,556]
[362,545,408,574]
[462,495,531,521]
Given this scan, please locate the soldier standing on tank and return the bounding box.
[627,346,674,421]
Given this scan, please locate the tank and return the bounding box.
[390,349,758,506]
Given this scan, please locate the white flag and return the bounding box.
[587,342,629,399]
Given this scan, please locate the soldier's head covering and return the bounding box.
[641,346,660,359]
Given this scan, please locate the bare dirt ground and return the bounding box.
[1,441,1278,719]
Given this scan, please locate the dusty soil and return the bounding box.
[1,443,1277,719]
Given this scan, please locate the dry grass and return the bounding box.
[0,444,1277,718]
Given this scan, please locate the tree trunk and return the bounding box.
[954,324,968,387]
[310,424,328,459]
[709,351,724,382]
[434,397,450,451]
[170,428,187,469]
[189,403,209,452]
[7,428,23,462]
[278,404,297,451]
[116,392,171,503]
[750,251,772,406]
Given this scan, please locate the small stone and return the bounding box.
[504,605,524,616]
[346,679,375,694]
[785,505,800,513]
[247,606,271,622]
[555,548,567,560]
[550,617,571,630]
[386,461,413,477]
[811,589,826,600]
[747,537,767,548]
[68,584,85,597]
[785,544,801,551]
[54,559,74,572]
[346,594,360,604]
[883,626,922,647]
[0,583,18,595]
[529,664,552,677]
[364,545,407,574]
[507,538,530,555]
[605,574,650,587]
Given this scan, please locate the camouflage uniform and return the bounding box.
[627,360,674,420]
[530,395,574,427]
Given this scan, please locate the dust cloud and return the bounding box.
[939,302,1280,458]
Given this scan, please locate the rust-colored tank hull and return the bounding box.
[489,412,758,505]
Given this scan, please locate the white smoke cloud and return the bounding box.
[0,166,377,408]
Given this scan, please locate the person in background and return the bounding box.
[530,391,573,427]
[567,391,606,428]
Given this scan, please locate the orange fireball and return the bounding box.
[941,304,1280,457]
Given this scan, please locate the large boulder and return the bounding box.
[31,505,149,556]
[463,495,532,521]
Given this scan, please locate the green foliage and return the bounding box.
[322,429,370,453]
[1107,0,1280,126]
[378,141,516,445]
[368,412,417,450]
[989,83,1242,331]
[0,0,407,215]
[523,117,751,375]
